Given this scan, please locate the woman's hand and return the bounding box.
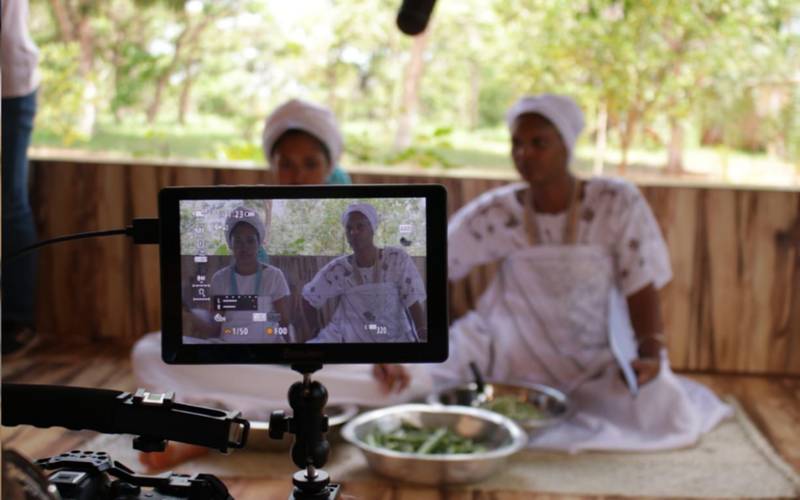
[631,333,666,386]
[632,334,665,386]
[626,285,666,387]
[631,357,660,386]
[372,364,410,393]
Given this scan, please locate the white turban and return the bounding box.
[506,94,585,164]
[262,99,344,167]
[341,203,379,232]
[225,207,266,247]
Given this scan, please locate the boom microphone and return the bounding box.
[396,0,437,36]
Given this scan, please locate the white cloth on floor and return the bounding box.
[132,332,433,421]
[432,178,732,452]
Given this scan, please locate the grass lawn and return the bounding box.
[32,118,244,161]
[31,120,799,188]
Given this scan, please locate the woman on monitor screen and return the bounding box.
[302,202,427,343]
[203,207,292,343]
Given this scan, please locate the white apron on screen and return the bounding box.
[303,248,426,343]
[310,281,420,343]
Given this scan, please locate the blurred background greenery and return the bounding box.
[30,0,800,186]
[179,198,426,256]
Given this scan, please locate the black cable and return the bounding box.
[2,218,159,265]
[6,228,127,261]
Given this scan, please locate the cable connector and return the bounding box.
[126,218,160,245]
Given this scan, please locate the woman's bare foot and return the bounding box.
[139,442,209,471]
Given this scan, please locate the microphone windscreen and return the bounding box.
[396,0,437,36]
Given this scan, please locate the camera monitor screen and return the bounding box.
[159,184,447,365]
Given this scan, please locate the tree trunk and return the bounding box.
[48,0,75,42]
[111,37,123,124]
[467,58,480,130]
[75,15,96,135]
[146,73,170,124]
[146,17,191,124]
[618,108,639,172]
[666,117,684,174]
[262,200,273,249]
[394,29,431,151]
[145,9,222,125]
[326,50,340,114]
[178,64,195,125]
[48,1,97,135]
[109,6,125,124]
[593,101,607,175]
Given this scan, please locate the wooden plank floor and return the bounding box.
[3,342,799,499]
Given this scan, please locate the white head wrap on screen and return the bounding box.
[225,207,266,247]
[341,203,379,231]
[505,94,585,164]
[262,99,344,167]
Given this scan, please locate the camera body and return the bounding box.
[37,450,231,500]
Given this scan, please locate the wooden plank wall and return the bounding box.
[29,159,800,375]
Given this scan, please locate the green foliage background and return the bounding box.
[180,198,426,256]
[29,0,800,179]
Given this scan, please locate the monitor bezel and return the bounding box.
[159,184,448,365]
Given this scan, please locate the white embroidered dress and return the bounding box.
[302,246,426,343]
[431,177,731,452]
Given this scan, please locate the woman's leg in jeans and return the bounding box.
[2,91,38,347]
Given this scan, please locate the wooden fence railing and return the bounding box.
[29,158,800,374]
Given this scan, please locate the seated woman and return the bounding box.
[302,203,427,343]
[132,99,429,469]
[188,207,292,343]
[428,94,732,452]
[262,98,351,185]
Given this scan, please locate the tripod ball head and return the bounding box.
[287,380,330,469]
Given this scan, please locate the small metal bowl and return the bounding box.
[245,403,359,451]
[342,404,526,485]
[427,381,570,433]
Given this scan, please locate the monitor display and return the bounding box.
[159,185,447,364]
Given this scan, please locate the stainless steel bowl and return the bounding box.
[342,404,527,485]
[427,381,570,433]
[245,403,359,451]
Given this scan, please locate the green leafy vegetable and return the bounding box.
[365,422,486,455]
[482,396,544,420]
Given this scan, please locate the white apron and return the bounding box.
[431,243,732,452]
[311,281,419,343]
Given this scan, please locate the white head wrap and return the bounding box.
[341,203,379,232]
[262,99,344,167]
[505,94,585,164]
[225,207,266,247]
